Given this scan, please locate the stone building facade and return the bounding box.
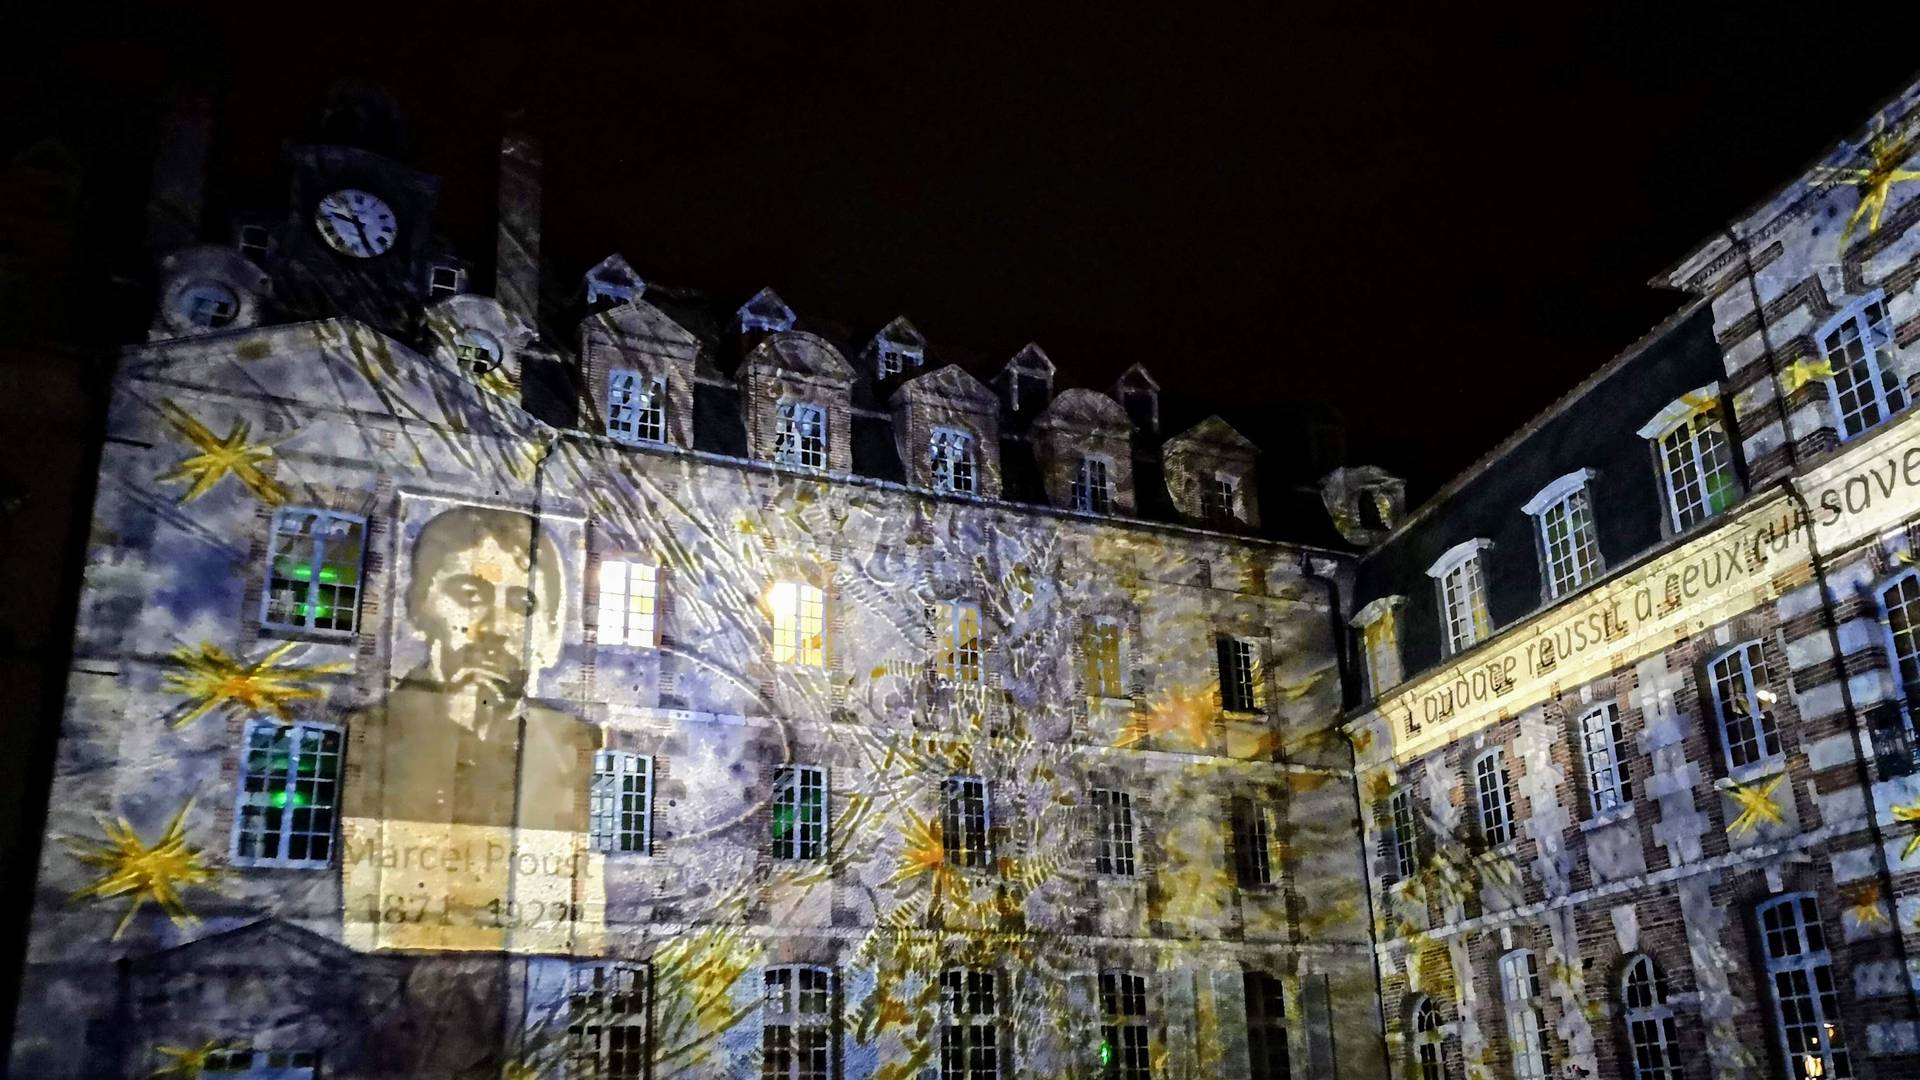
[6,92,1379,1078]
[1343,77,1920,1080]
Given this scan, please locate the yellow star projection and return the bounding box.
[1810,115,1920,245]
[1892,798,1920,860]
[149,1038,248,1079]
[156,400,287,505]
[161,641,350,729]
[1121,685,1217,749]
[64,799,218,939]
[1844,881,1889,927]
[1781,357,1835,395]
[1727,774,1787,835]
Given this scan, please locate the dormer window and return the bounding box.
[608,370,666,445]
[1522,469,1602,600]
[428,265,463,300]
[452,328,504,377]
[929,429,976,495]
[1819,292,1906,440]
[236,224,270,264]
[877,341,923,378]
[1428,539,1493,656]
[1201,473,1241,526]
[587,278,635,306]
[1072,456,1113,514]
[774,401,828,471]
[738,288,797,335]
[1640,389,1738,533]
[181,282,238,329]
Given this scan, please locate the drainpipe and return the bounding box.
[1726,224,1920,1028]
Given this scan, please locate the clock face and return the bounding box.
[314,189,398,258]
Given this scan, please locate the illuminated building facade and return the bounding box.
[7,92,1383,1077]
[1344,77,1920,1080]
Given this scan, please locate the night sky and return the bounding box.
[17,4,1920,496]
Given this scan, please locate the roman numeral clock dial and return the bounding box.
[314,188,398,258]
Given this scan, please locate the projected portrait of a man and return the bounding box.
[342,505,603,953]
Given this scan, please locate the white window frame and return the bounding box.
[1082,616,1127,700]
[770,581,827,668]
[596,557,660,647]
[937,601,985,685]
[1878,568,1920,744]
[428,264,463,299]
[1098,970,1151,1080]
[942,775,992,870]
[1758,893,1852,1080]
[1091,787,1137,877]
[772,764,828,861]
[1201,471,1241,525]
[236,223,271,264]
[1072,455,1114,514]
[608,369,666,445]
[763,964,835,1080]
[230,719,343,869]
[1427,539,1493,656]
[1522,469,1603,600]
[1620,954,1681,1080]
[1352,596,1404,698]
[1410,994,1445,1080]
[1473,748,1515,847]
[938,967,1001,1080]
[1578,703,1632,816]
[774,401,828,470]
[589,751,653,855]
[876,340,921,377]
[929,427,977,495]
[201,1046,320,1077]
[1218,634,1262,713]
[1639,385,1739,533]
[1818,292,1906,442]
[1390,786,1421,880]
[567,961,650,1080]
[261,508,368,635]
[1500,949,1551,1080]
[1707,639,1781,775]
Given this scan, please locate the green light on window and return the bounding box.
[268,789,308,809]
[772,805,794,839]
[1099,1039,1112,1066]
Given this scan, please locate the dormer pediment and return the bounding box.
[1001,342,1056,380]
[583,253,645,305]
[863,315,928,379]
[873,315,926,349]
[742,330,854,383]
[424,293,534,398]
[897,363,999,409]
[1111,362,1160,432]
[995,342,1055,414]
[584,296,700,356]
[1168,415,1259,457]
[1034,387,1130,434]
[737,286,796,333]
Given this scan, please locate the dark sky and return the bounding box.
[18,3,1920,496]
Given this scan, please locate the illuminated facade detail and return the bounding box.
[1081,616,1126,699]
[1426,538,1491,655]
[606,369,665,445]
[935,601,984,684]
[1472,748,1514,847]
[1819,294,1905,441]
[1231,797,1273,888]
[595,557,659,647]
[588,751,652,854]
[1244,971,1290,1080]
[1650,394,1738,532]
[1577,702,1631,815]
[1500,949,1551,1080]
[1758,895,1852,1080]
[1410,995,1444,1080]
[941,776,991,870]
[1351,595,1404,698]
[1098,971,1150,1080]
[763,966,834,1079]
[771,765,826,861]
[1201,472,1240,525]
[202,1047,319,1077]
[939,968,1000,1080]
[261,508,366,633]
[1072,455,1113,514]
[428,264,462,299]
[1218,634,1261,713]
[1620,955,1680,1080]
[928,427,976,494]
[769,581,826,666]
[231,720,341,868]
[1708,640,1780,773]
[568,962,649,1080]
[774,401,828,470]
[1523,469,1602,598]
[1090,787,1137,877]
[737,286,797,334]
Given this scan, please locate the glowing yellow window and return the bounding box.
[770,581,826,667]
[597,558,658,647]
[1083,618,1124,699]
[937,601,984,684]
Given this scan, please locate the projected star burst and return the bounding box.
[161,640,349,729]
[149,1038,250,1079]
[1810,115,1920,245]
[64,799,217,939]
[156,400,287,505]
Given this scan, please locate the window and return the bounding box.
[1621,955,1681,1080]
[942,776,991,870]
[1428,541,1492,656]
[568,962,649,1080]
[1411,995,1445,1080]
[774,401,828,470]
[877,341,921,377]
[1231,798,1273,888]
[587,278,637,306]
[236,224,270,263]
[1091,788,1137,876]
[1819,294,1905,441]
[1218,635,1262,713]
[1390,786,1423,881]
[1758,894,1851,1079]
[937,601,984,684]
[1644,392,1739,532]
[772,765,827,861]
[1499,950,1551,1080]
[1245,971,1290,1080]
[1358,605,1402,697]
[203,1047,319,1077]
[428,264,462,299]
[1082,618,1126,699]
[1473,749,1515,847]
[181,281,239,329]
[1708,640,1780,773]
[589,752,652,855]
[770,582,827,667]
[1201,473,1240,525]
[597,558,660,647]
[262,509,367,634]
[608,370,666,445]
[1579,703,1632,815]
[452,328,504,377]
[232,720,342,868]
[763,965,833,1080]
[930,429,977,495]
[1879,570,1920,734]
[940,968,1000,1079]
[1099,971,1150,1080]
[1072,456,1113,514]
[1524,471,1603,599]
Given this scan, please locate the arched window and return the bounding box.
[1620,954,1681,1080]
[1409,994,1447,1080]
[1756,894,1852,1079]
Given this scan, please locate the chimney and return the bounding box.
[495,111,543,334]
[146,91,212,258]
